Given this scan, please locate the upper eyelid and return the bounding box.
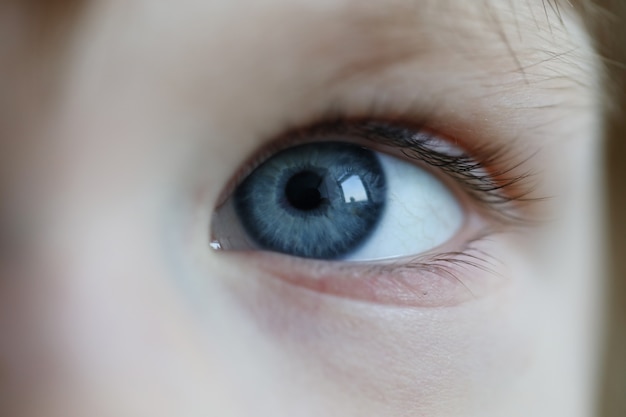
[269,117,541,220]
[214,113,542,230]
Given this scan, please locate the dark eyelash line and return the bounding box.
[283,116,543,224]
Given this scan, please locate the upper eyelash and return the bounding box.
[281,116,542,224]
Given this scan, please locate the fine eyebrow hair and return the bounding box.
[316,0,596,87]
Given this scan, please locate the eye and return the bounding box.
[211,137,464,261]
[209,119,535,306]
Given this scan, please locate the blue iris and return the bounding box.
[234,142,387,259]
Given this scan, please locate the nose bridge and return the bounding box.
[0,206,241,417]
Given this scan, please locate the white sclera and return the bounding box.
[345,152,464,261]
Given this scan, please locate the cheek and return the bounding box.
[196,251,535,417]
[0,184,250,416]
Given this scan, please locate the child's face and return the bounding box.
[0,1,606,416]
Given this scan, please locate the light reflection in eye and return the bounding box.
[339,174,369,204]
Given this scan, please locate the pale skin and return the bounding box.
[0,0,606,416]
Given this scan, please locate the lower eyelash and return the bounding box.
[354,234,504,301]
[227,233,506,308]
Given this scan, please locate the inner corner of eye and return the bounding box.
[210,140,464,262]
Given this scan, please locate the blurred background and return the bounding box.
[597,1,626,416]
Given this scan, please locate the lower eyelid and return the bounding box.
[218,237,507,308]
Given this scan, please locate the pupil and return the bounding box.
[285,171,325,211]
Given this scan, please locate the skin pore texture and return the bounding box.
[0,1,607,417]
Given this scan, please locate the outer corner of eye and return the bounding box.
[209,139,465,263]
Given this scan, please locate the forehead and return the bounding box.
[61,0,590,89]
[0,0,597,147]
[15,0,584,29]
[3,0,593,88]
[80,0,580,52]
[8,0,588,59]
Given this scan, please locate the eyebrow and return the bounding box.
[317,0,594,87]
[10,0,592,67]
